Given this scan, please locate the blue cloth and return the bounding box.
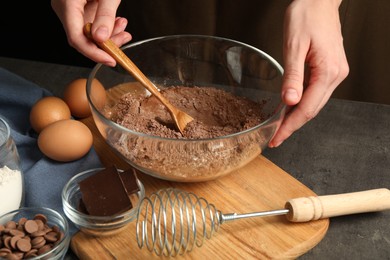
[0,68,102,235]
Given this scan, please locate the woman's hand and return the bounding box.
[269,0,349,147]
[51,0,132,66]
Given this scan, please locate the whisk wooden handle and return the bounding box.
[285,188,390,222]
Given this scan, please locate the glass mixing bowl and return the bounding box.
[87,35,285,182]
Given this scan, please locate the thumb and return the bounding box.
[281,48,307,106]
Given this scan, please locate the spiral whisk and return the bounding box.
[135,188,222,257]
[135,187,390,257]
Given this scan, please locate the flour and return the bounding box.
[0,165,23,216]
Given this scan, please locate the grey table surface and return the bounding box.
[1,57,389,259]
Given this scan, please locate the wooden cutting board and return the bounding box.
[73,117,329,259]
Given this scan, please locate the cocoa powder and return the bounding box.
[103,84,268,180]
[112,86,266,139]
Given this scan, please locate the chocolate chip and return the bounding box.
[54,231,65,246]
[31,236,46,249]
[0,224,5,233]
[3,236,11,249]
[10,235,21,249]
[9,229,24,237]
[24,248,38,258]
[52,225,60,233]
[33,214,48,225]
[23,220,38,234]
[44,232,58,243]
[0,248,11,255]
[4,253,20,260]
[34,219,45,231]
[30,230,46,237]
[37,244,52,255]
[16,238,31,252]
[17,218,27,227]
[5,221,16,230]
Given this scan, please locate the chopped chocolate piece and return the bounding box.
[118,168,140,196]
[77,198,88,214]
[78,166,132,216]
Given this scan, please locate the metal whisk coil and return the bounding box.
[136,188,221,257]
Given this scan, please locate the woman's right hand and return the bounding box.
[51,0,132,67]
[269,0,349,148]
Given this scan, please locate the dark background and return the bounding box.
[1,1,390,105]
[0,2,95,68]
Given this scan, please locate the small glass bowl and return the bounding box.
[0,207,70,260]
[61,168,145,236]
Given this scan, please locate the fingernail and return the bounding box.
[106,61,116,67]
[95,26,109,40]
[284,89,299,102]
[269,139,283,148]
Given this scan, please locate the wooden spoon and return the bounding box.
[83,23,194,134]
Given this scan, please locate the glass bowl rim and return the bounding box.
[0,115,11,148]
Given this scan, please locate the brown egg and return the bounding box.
[38,119,93,162]
[63,78,106,118]
[30,96,71,133]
